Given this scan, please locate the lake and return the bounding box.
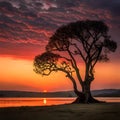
[0,97,120,108]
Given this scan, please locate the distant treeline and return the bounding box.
[0,89,120,97]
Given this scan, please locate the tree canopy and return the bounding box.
[33,20,117,103]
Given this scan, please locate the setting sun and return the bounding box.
[43,90,48,93]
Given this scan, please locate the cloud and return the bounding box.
[0,1,16,11]
[41,1,57,10]
[0,0,119,60]
[0,41,46,60]
[86,0,120,17]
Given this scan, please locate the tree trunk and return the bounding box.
[73,81,103,103]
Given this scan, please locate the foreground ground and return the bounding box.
[0,103,120,120]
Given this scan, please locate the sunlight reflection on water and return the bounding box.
[43,98,47,105]
[0,97,120,108]
[0,98,75,108]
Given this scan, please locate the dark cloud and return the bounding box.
[0,1,15,11]
[0,0,119,59]
[85,0,120,17]
[57,0,79,8]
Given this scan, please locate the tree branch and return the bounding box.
[67,49,83,85]
[71,43,86,62]
[58,68,80,94]
[89,46,103,79]
[60,56,75,68]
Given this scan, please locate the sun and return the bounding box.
[43,90,47,92]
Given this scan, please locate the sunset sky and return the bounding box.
[0,0,120,92]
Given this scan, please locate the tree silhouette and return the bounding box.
[34,20,117,103]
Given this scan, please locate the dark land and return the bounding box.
[0,89,120,97]
[0,103,120,120]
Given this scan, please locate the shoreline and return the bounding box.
[0,103,120,120]
[0,102,120,108]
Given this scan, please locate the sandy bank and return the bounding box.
[0,103,120,120]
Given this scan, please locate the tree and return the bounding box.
[33,20,117,103]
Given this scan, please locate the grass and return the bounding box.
[0,103,120,120]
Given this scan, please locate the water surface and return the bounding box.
[0,97,120,108]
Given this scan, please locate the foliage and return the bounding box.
[33,20,117,97]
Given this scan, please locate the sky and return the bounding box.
[0,0,120,92]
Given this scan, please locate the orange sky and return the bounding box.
[0,56,119,92]
[0,0,120,92]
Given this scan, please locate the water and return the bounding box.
[0,97,120,108]
[0,98,75,108]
